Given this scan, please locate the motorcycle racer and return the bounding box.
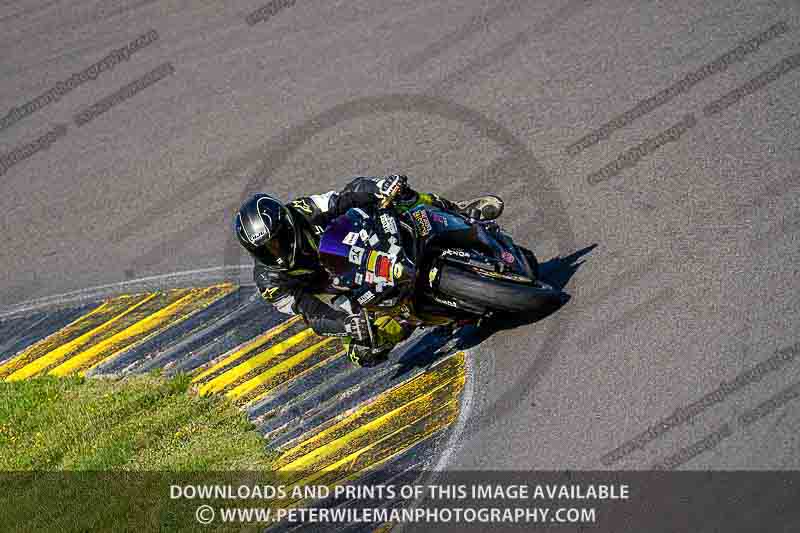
[234,175,504,367]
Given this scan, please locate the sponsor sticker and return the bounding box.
[380,213,398,234]
[359,229,370,242]
[480,269,531,282]
[357,291,375,305]
[368,234,380,246]
[349,246,365,265]
[442,248,470,258]
[434,295,458,307]
[501,250,515,264]
[367,250,379,272]
[248,229,268,244]
[387,243,402,257]
[412,209,432,236]
[430,212,447,226]
[393,262,404,280]
[378,297,399,307]
[355,272,364,285]
[428,266,438,287]
[342,232,359,245]
[376,254,392,279]
[367,251,394,280]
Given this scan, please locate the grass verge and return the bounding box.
[0,373,278,531]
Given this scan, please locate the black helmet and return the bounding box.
[234,194,299,270]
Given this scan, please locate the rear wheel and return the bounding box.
[437,263,563,314]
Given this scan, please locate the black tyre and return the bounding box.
[437,263,563,314]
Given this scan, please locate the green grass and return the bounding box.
[0,373,279,531]
[0,373,276,471]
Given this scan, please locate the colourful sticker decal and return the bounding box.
[428,267,438,287]
[357,291,376,305]
[359,229,370,243]
[393,262,404,280]
[367,251,379,272]
[342,232,359,245]
[412,209,432,236]
[430,212,447,226]
[380,213,398,234]
[349,246,365,265]
[376,255,392,279]
[501,251,515,264]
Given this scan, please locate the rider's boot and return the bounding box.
[519,245,540,279]
[455,195,504,221]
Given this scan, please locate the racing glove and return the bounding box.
[343,314,408,347]
[346,341,390,367]
[343,313,370,344]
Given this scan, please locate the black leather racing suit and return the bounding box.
[253,176,460,338]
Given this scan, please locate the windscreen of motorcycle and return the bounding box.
[318,209,371,284]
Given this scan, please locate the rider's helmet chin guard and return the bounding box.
[234,193,300,272]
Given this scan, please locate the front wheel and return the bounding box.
[437,263,563,314]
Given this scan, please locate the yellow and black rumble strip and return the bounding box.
[0,283,467,531]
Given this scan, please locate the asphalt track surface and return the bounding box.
[2,0,800,487]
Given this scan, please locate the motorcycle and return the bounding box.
[318,177,564,353]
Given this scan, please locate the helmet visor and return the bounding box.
[252,216,296,269]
